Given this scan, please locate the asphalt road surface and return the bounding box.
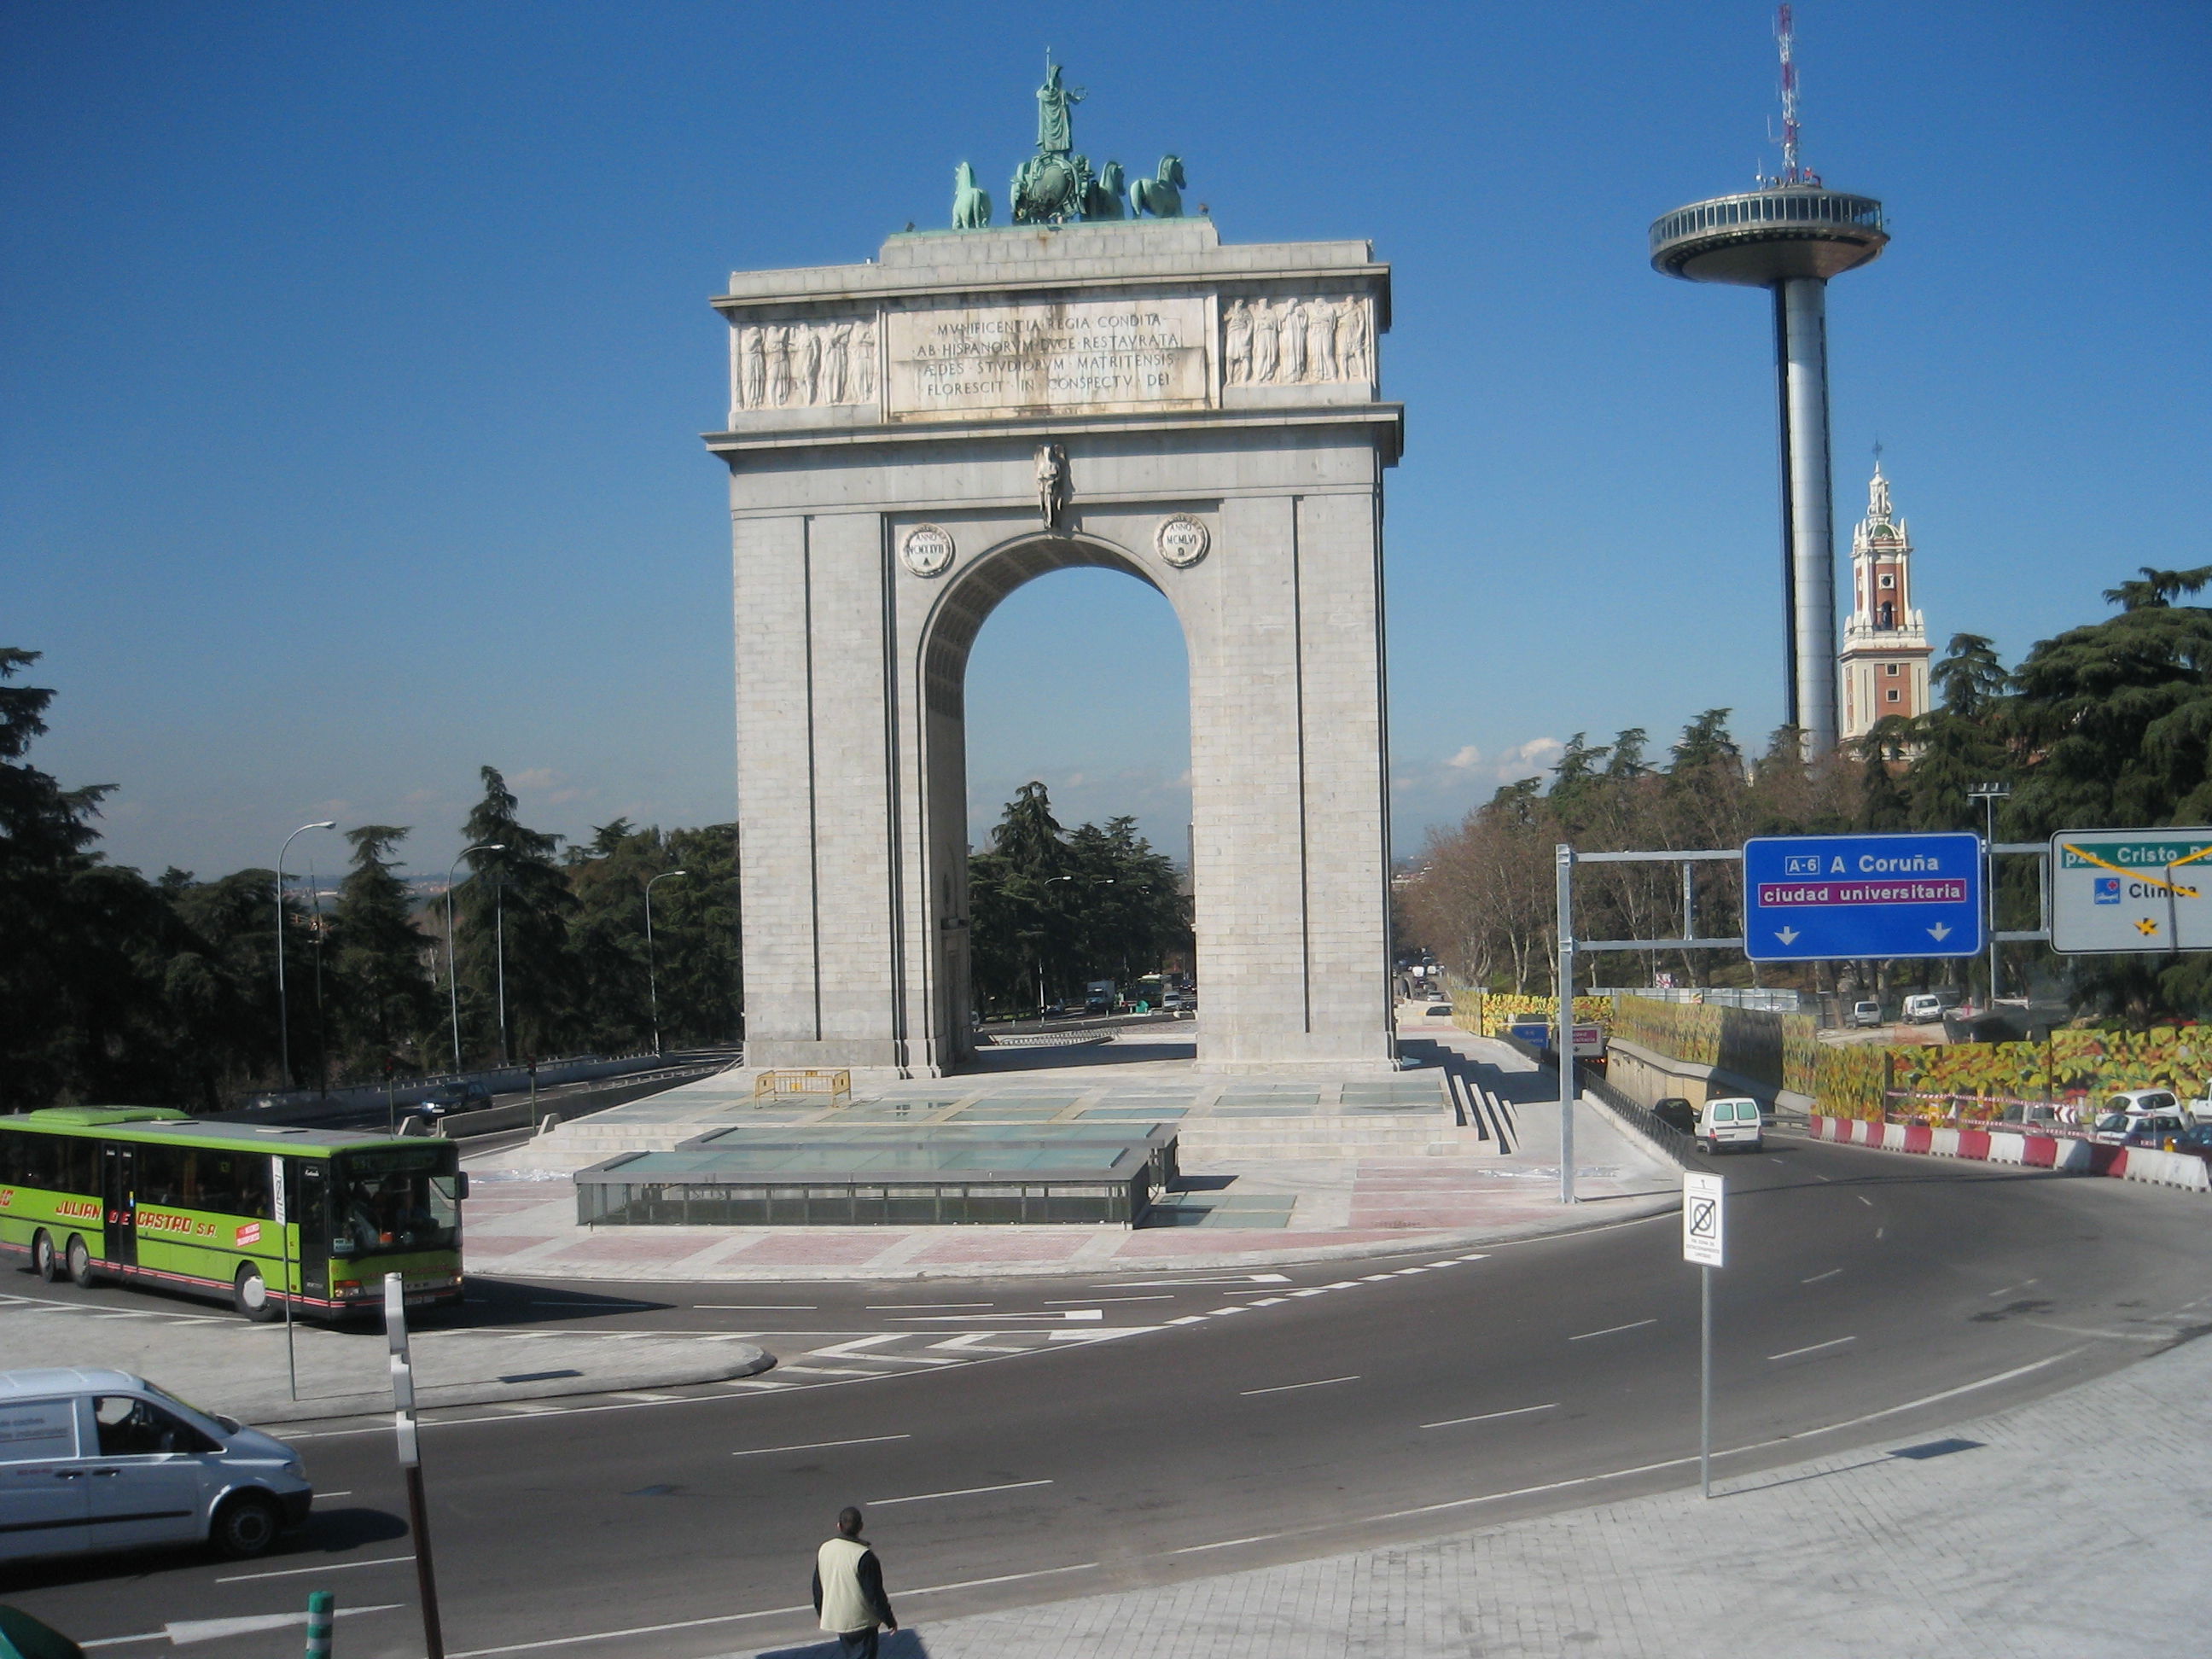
[6,1132,2209,1659]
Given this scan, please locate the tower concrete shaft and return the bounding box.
[1775,276,1837,753]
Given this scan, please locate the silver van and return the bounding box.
[0,1368,312,1563]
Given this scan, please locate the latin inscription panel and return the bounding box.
[884,297,1212,421]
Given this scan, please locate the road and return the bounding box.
[6,1133,2209,1659]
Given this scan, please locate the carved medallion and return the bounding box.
[901,524,956,579]
[1155,514,1210,569]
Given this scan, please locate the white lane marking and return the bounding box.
[732,1433,911,1458]
[1876,1227,1886,1240]
[1247,1297,1288,1307]
[319,1489,353,1498]
[84,1607,406,1648]
[1813,1173,1833,1182]
[1205,1307,1250,1316]
[866,1301,992,1310]
[527,1299,654,1308]
[696,1304,816,1310]
[900,1562,1097,1595]
[1422,1403,1557,1429]
[1101,1273,1290,1287]
[1359,1273,1394,1282]
[1802,1268,1843,1284]
[1393,1267,1428,1275]
[1240,1374,1359,1396]
[1568,1318,1657,1342]
[870,1478,1053,1505]
[771,1365,876,1377]
[1456,1253,1492,1261]
[887,1309,1102,1323]
[1768,1336,1858,1361]
[1426,1260,1462,1267]
[1046,1294,1173,1303]
[1988,1279,2037,1297]
[446,1604,814,1658]
[217,1553,414,1584]
[1167,1315,1208,1324]
[2022,1321,2170,1342]
[1173,1532,1286,1553]
[1858,1196,1874,1208]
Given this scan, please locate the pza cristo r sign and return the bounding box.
[2050,829,2212,954]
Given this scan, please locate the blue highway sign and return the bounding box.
[1742,833,1983,962]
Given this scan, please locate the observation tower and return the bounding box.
[1649,6,1887,755]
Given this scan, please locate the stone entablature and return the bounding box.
[714,219,1394,433]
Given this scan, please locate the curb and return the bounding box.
[1805,1114,2212,1192]
[233,1341,773,1426]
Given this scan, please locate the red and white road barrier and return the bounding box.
[1807,1115,2211,1192]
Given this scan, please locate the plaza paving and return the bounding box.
[457,1018,1680,1281]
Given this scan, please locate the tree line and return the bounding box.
[1,649,739,1113]
[968,782,1191,1016]
[1400,567,2212,1023]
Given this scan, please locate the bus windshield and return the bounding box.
[332,1145,461,1258]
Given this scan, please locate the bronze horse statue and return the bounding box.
[1129,154,1185,218]
[952,161,992,230]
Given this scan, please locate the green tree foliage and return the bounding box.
[566,819,742,1051]
[454,767,578,1065]
[330,826,437,1076]
[967,783,1189,1015]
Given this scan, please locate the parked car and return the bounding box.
[2101,1088,2181,1120]
[1901,993,1946,1023]
[411,1080,493,1121]
[2166,1124,2212,1165]
[1651,1097,1698,1134]
[2093,1111,2192,1147]
[1848,1000,1883,1028]
[0,1368,313,1564]
[1697,1097,1766,1154]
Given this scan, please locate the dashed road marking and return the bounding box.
[1569,1318,1658,1342]
[1240,1374,1359,1396]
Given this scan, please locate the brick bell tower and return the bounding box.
[1838,457,1932,745]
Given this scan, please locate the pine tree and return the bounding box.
[456,767,576,1064]
[331,826,435,1075]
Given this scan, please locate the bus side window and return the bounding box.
[0,1128,20,1185]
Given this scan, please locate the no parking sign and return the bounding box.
[1683,1171,1724,1268]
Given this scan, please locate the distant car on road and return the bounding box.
[1847,1000,1883,1028]
[2093,1111,2190,1147]
[1651,1097,1698,1134]
[411,1080,493,1121]
[1901,993,1946,1023]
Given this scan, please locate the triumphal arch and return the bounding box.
[708,71,1402,1075]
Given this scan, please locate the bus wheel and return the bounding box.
[67,1235,96,1288]
[234,1263,282,1324]
[32,1230,61,1283]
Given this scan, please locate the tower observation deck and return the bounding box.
[1647,12,1888,758]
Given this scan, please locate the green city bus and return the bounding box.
[0,1107,466,1321]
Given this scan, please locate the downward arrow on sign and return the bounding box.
[1929,923,1953,941]
[1775,927,1800,946]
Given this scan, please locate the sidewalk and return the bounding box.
[760,1321,2212,1659]
[458,1020,1679,1282]
[0,1291,768,1424]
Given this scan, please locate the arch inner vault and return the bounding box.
[709,218,1402,1075]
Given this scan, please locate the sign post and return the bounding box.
[385,1274,446,1659]
[271,1155,296,1401]
[1742,832,1982,962]
[1682,1170,1726,1499]
[2050,829,2212,954]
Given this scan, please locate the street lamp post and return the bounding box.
[1969,783,2012,1010]
[274,821,336,1091]
[645,870,688,1056]
[493,876,508,1068]
[445,843,505,1074]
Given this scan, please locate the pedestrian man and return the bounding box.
[812,1505,897,1658]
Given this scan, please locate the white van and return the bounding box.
[1697,1097,1766,1154]
[0,1368,312,1564]
[1901,993,1946,1023]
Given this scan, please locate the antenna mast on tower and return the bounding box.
[1775,4,1810,185]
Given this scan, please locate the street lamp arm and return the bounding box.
[644,869,689,1057]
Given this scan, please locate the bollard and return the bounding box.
[304,1591,335,1659]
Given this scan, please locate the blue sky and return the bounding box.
[5,3,2208,881]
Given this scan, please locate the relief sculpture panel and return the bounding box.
[1221,295,1373,389]
[729,317,878,416]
